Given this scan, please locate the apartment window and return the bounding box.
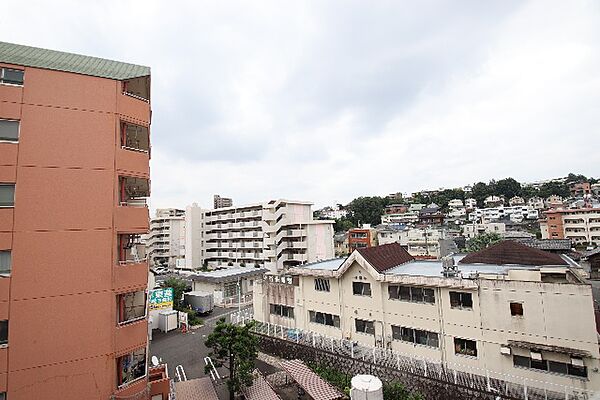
[119,176,149,207]
[0,251,10,275]
[269,304,294,319]
[355,319,375,335]
[0,391,5,400]
[449,291,473,309]
[0,185,15,208]
[0,320,7,346]
[513,355,587,378]
[389,285,435,304]
[454,338,477,357]
[0,68,24,85]
[510,302,524,316]
[352,282,372,296]
[308,311,340,328]
[121,122,149,152]
[391,325,439,348]
[118,234,145,264]
[117,291,146,324]
[0,119,19,142]
[315,278,330,292]
[224,282,237,298]
[117,347,147,387]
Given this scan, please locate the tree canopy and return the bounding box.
[346,196,390,226]
[205,319,258,400]
[161,277,188,310]
[466,232,502,253]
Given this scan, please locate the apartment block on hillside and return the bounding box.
[147,208,185,268]
[186,200,334,272]
[541,208,600,245]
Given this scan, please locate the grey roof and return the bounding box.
[517,238,572,251]
[302,258,346,271]
[0,41,150,80]
[191,267,268,282]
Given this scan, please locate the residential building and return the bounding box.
[254,242,600,393]
[484,195,504,207]
[185,203,204,269]
[376,226,404,246]
[0,42,159,398]
[546,195,564,209]
[147,208,185,268]
[541,208,600,245]
[386,192,404,201]
[418,205,444,225]
[592,183,600,196]
[381,211,419,225]
[528,197,545,210]
[468,205,538,223]
[509,196,525,206]
[378,226,450,258]
[191,267,266,307]
[214,194,233,209]
[384,204,408,214]
[348,225,378,251]
[334,233,349,257]
[462,222,506,239]
[186,199,334,271]
[318,205,347,220]
[582,248,600,280]
[465,198,477,210]
[447,199,464,208]
[570,182,591,197]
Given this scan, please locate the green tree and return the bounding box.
[346,196,389,226]
[538,181,570,198]
[334,217,355,233]
[471,182,490,207]
[466,233,502,253]
[496,177,522,199]
[162,277,188,310]
[205,319,258,400]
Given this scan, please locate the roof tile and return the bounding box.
[459,240,568,266]
[357,243,414,272]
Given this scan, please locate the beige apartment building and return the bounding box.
[541,208,600,245]
[146,208,185,268]
[254,241,600,393]
[186,199,334,271]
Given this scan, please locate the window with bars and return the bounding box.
[352,281,371,296]
[391,325,439,348]
[269,303,294,318]
[389,285,435,304]
[308,311,340,328]
[315,278,330,292]
[449,291,473,309]
[355,319,375,335]
[117,347,147,387]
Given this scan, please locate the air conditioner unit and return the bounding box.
[500,346,511,355]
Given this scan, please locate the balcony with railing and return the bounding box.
[116,176,149,231]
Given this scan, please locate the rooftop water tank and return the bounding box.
[350,375,383,400]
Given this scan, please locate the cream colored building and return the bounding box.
[254,242,600,393]
[186,199,334,272]
[377,227,449,258]
[146,208,186,268]
[462,222,506,239]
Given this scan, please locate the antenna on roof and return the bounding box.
[441,254,460,278]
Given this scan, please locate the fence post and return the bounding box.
[267,322,270,336]
[312,333,315,347]
[423,360,427,378]
[351,342,355,359]
[523,378,528,400]
[486,370,490,391]
[453,369,457,385]
[331,338,334,353]
[396,354,400,370]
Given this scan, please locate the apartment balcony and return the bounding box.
[115,318,148,355]
[114,261,148,292]
[283,253,307,262]
[116,206,149,232]
[116,147,149,178]
[264,249,276,257]
[118,86,151,125]
[0,81,22,104]
[0,209,13,231]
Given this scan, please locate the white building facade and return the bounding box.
[146,208,186,268]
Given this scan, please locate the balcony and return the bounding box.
[115,319,148,355]
[119,176,149,208]
[114,261,148,293]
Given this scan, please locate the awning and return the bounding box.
[507,340,591,357]
[243,370,282,400]
[280,359,344,400]
[174,377,219,400]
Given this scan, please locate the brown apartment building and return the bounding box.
[0,42,167,399]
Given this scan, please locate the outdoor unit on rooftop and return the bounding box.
[441,254,460,278]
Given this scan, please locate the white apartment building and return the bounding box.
[509,196,526,206]
[319,206,348,220]
[377,227,449,258]
[528,197,545,210]
[462,222,506,239]
[484,195,504,207]
[186,199,334,272]
[468,205,539,223]
[541,208,600,245]
[447,199,464,208]
[465,198,477,209]
[254,242,600,393]
[147,208,186,268]
[381,212,419,225]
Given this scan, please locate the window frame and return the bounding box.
[354,318,375,335]
[0,250,11,276]
[391,325,439,348]
[510,302,524,317]
[512,354,588,379]
[116,347,147,388]
[0,320,7,347]
[117,290,147,325]
[0,119,19,142]
[352,281,372,297]
[308,310,340,328]
[0,184,15,208]
[454,337,477,357]
[0,67,25,86]
[449,291,473,310]
[269,303,294,319]
[389,285,435,304]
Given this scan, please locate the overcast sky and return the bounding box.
[2,1,599,210]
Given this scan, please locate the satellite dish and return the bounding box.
[151,356,160,367]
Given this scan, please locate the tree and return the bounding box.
[162,277,188,310]
[471,182,490,207]
[205,319,258,400]
[466,233,502,253]
[346,196,389,226]
[495,178,522,199]
[334,217,355,233]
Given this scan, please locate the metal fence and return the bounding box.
[230,311,597,400]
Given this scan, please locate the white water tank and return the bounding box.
[350,375,383,400]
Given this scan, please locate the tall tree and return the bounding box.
[495,178,522,199]
[466,233,502,253]
[346,196,389,226]
[205,319,258,400]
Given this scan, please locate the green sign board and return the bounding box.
[149,288,173,311]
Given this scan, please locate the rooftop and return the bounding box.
[0,41,150,80]
[191,267,268,282]
[459,240,568,266]
[357,243,414,272]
